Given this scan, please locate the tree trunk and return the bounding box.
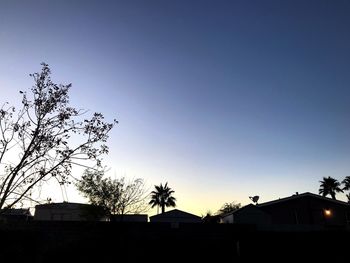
[331,192,336,200]
[161,204,165,214]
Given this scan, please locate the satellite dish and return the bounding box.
[249,195,259,204]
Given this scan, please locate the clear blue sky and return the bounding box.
[1,0,350,215]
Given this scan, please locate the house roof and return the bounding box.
[150,209,201,219]
[221,204,263,217]
[257,192,350,207]
[35,202,93,209]
[223,192,350,218]
[1,208,32,216]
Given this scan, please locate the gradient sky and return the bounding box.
[1,0,350,216]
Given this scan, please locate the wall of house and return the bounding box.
[221,206,271,225]
[34,204,107,221]
[35,207,85,221]
[235,209,271,225]
[150,216,202,223]
[222,214,233,224]
[259,196,350,226]
[111,214,148,222]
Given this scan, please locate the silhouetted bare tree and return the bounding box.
[319,176,343,200]
[149,182,176,214]
[76,169,149,215]
[218,201,241,215]
[0,63,117,212]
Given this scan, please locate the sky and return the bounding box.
[1,0,350,216]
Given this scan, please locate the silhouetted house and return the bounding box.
[258,192,350,226]
[202,213,222,223]
[221,192,350,228]
[221,204,271,225]
[34,202,107,221]
[111,214,148,222]
[150,209,202,223]
[0,208,33,222]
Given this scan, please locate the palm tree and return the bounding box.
[346,194,350,203]
[319,176,343,200]
[342,176,350,191]
[149,191,161,214]
[342,176,350,203]
[149,182,176,214]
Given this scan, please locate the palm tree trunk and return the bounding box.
[161,204,165,214]
[331,192,336,200]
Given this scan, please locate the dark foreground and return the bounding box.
[1,221,348,262]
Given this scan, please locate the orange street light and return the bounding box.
[324,209,332,217]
